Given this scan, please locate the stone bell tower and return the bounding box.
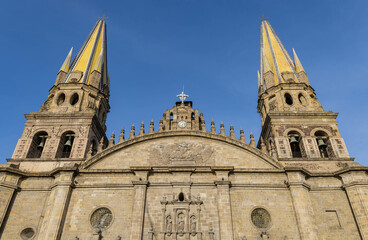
[257,20,349,160]
[10,19,110,171]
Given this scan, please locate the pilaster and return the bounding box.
[340,170,368,239]
[286,171,319,240]
[0,170,21,232]
[214,169,234,240]
[37,168,76,240]
[129,169,149,240]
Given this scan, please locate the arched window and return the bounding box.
[191,112,195,120]
[57,131,75,158]
[27,131,48,158]
[178,192,185,201]
[170,113,173,120]
[288,131,302,158]
[284,93,293,105]
[315,131,329,158]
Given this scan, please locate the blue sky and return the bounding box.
[1,0,368,165]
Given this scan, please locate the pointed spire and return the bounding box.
[292,48,305,73]
[64,19,108,92]
[260,20,300,89]
[211,120,216,133]
[149,120,154,133]
[129,124,135,139]
[220,122,225,136]
[59,47,73,73]
[240,128,245,142]
[119,127,125,143]
[139,122,145,136]
[230,124,235,138]
[108,131,115,147]
[250,132,256,147]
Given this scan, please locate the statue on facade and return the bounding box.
[166,215,172,232]
[190,215,196,232]
[177,213,185,232]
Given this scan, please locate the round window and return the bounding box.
[20,228,35,240]
[90,207,113,229]
[251,208,271,229]
[70,93,79,106]
[57,93,65,106]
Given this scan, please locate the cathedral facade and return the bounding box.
[0,19,368,240]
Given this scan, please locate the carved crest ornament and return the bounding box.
[149,142,214,165]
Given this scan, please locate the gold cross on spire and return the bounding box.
[259,14,268,21]
[99,14,108,21]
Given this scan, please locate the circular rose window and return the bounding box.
[90,207,113,229]
[20,228,35,240]
[251,208,271,229]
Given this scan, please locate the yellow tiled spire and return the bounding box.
[260,20,300,90]
[293,48,305,73]
[63,19,108,92]
[59,47,73,73]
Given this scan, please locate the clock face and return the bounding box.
[178,120,187,128]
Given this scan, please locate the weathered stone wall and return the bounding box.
[1,188,49,240]
[231,188,300,239]
[61,188,134,240]
[310,190,361,239]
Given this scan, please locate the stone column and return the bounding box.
[340,170,368,239]
[37,169,75,240]
[0,170,21,231]
[286,171,319,240]
[129,169,149,240]
[214,168,234,240]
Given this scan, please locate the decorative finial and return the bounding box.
[119,127,125,142]
[240,128,245,141]
[99,14,108,21]
[200,113,206,131]
[220,122,225,136]
[250,132,256,147]
[108,131,115,147]
[159,119,164,132]
[211,120,215,133]
[260,137,267,153]
[259,14,268,21]
[86,144,93,158]
[98,137,104,152]
[177,86,189,104]
[129,124,135,139]
[230,124,235,138]
[139,122,145,136]
[149,120,154,133]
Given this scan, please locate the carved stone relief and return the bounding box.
[149,142,214,165]
[159,193,204,239]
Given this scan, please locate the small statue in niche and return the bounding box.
[209,223,215,240]
[166,215,172,232]
[190,215,196,232]
[177,213,185,232]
